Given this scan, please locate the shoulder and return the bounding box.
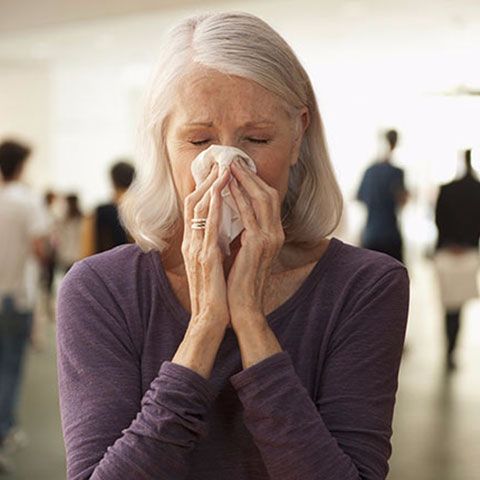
[71,243,156,281]
[60,244,158,314]
[95,202,117,216]
[358,165,378,187]
[96,201,114,209]
[1,183,39,206]
[326,239,409,308]
[394,167,405,181]
[322,240,409,336]
[364,163,378,175]
[57,245,154,360]
[0,185,48,230]
[464,177,480,192]
[384,164,404,180]
[332,239,406,278]
[439,179,466,197]
[58,244,158,348]
[441,179,457,189]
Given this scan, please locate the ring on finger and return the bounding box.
[191,217,208,230]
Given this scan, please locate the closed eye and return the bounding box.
[190,139,269,145]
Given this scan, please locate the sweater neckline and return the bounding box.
[150,237,343,327]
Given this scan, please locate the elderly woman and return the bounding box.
[57,12,409,480]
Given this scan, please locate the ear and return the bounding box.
[290,107,310,166]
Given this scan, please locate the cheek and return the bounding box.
[167,145,197,200]
[173,164,196,200]
[254,149,292,195]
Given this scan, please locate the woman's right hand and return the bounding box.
[172,164,231,378]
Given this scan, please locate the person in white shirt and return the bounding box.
[0,140,48,472]
[56,194,84,273]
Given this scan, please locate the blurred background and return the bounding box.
[0,0,479,478]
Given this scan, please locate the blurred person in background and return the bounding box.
[57,13,409,480]
[81,160,135,256]
[56,194,84,273]
[0,140,48,473]
[39,189,58,323]
[357,129,409,263]
[434,149,480,372]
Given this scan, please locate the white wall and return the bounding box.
[0,63,52,189]
[49,62,139,206]
[0,0,479,247]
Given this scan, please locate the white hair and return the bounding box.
[120,11,343,252]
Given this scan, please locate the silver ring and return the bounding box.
[191,218,207,230]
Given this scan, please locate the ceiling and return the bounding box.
[1,0,479,35]
[0,0,478,93]
[0,0,226,33]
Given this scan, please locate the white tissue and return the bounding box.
[191,145,257,255]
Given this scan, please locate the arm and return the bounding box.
[57,262,219,480]
[394,170,409,208]
[32,235,48,263]
[57,165,231,480]
[80,213,96,258]
[230,268,409,480]
[28,195,50,262]
[396,189,409,208]
[356,171,369,204]
[226,161,407,477]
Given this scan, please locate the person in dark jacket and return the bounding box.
[82,161,135,256]
[435,149,480,371]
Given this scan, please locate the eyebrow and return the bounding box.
[184,122,214,127]
[183,121,276,128]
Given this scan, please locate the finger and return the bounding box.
[230,160,279,226]
[229,178,259,232]
[183,164,218,245]
[203,187,221,248]
[183,165,218,249]
[193,187,212,219]
[190,189,212,246]
[184,163,219,221]
[191,168,230,237]
[204,168,231,248]
[230,158,265,188]
[198,162,219,190]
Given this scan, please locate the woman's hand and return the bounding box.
[227,159,285,327]
[181,164,231,329]
[171,164,231,378]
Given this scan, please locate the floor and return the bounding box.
[2,257,480,479]
[389,258,480,480]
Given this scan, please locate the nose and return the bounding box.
[216,136,237,149]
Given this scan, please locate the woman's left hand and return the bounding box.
[226,158,285,331]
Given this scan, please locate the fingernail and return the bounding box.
[237,159,247,170]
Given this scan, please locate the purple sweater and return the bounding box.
[56,238,409,480]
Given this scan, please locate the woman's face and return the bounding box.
[165,67,308,205]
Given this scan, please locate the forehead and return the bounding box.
[171,66,290,125]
